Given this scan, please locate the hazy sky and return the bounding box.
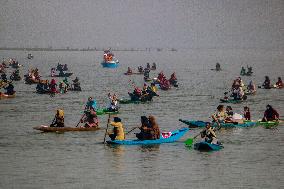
[0,0,283,49]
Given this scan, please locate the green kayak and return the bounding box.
[96,108,119,115]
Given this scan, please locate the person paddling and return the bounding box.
[262,105,279,122]
[136,116,160,140]
[108,117,125,141]
[200,122,219,144]
[263,76,271,89]
[127,67,132,74]
[72,77,81,90]
[243,106,251,120]
[50,109,65,127]
[49,79,57,96]
[275,77,283,88]
[85,97,97,110]
[212,105,228,127]
[4,82,15,95]
[107,93,119,112]
[80,106,99,128]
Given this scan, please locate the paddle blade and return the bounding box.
[184,138,194,146]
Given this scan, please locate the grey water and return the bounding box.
[0,49,283,189]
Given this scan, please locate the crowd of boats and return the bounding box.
[0,52,282,151]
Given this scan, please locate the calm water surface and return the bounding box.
[0,49,283,189]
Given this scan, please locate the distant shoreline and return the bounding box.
[0,47,176,52]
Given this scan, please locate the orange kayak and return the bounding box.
[33,125,100,132]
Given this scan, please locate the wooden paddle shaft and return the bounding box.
[103,114,111,143]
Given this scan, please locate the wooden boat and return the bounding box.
[107,128,189,145]
[0,93,16,99]
[33,125,100,132]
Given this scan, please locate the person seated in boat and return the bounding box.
[247,65,253,74]
[108,117,125,141]
[212,105,228,126]
[232,86,244,100]
[138,66,144,73]
[127,67,132,74]
[226,106,233,117]
[63,77,69,88]
[152,62,156,70]
[81,107,99,128]
[142,83,149,95]
[149,83,158,93]
[72,77,81,90]
[144,67,150,78]
[63,64,68,71]
[160,79,171,90]
[1,72,7,82]
[50,68,56,77]
[247,80,256,93]
[262,105,279,122]
[262,76,271,89]
[85,97,97,110]
[107,93,119,112]
[130,86,142,100]
[275,77,283,88]
[43,80,49,91]
[33,68,40,79]
[50,109,64,127]
[136,116,152,140]
[157,71,166,82]
[146,63,151,69]
[169,72,177,85]
[58,81,67,93]
[58,69,65,77]
[200,122,218,144]
[240,66,246,75]
[49,79,57,94]
[216,62,221,70]
[36,82,46,93]
[136,116,160,140]
[4,82,15,95]
[243,106,251,120]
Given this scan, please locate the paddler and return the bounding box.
[240,66,246,75]
[152,62,156,70]
[200,122,219,144]
[50,109,64,127]
[136,115,160,140]
[211,105,228,127]
[275,77,283,88]
[49,79,57,95]
[149,83,157,93]
[169,72,177,85]
[216,62,221,70]
[85,97,97,110]
[144,67,150,79]
[247,80,256,93]
[107,93,119,112]
[146,63,151,69]
[81,106,99,128]
[142,83,148,95]
[50,68,56,77]
[262,105,279,122]
[1,72,7,82]
[127,67,132,74]
[262,76,271,89]
[63,77,69,88]
[72,77,81,90]
[4,82,15,95]
[108,117,125,141]
[243,106,251,120]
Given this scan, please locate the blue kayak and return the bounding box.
[107,128,189,145]
[179,119,256,128]
[194,141,223,151]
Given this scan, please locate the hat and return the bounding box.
[113,117,121,122]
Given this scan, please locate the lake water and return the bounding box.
[0,49,283,189]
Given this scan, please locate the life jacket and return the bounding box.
[56,109,64,124]
[110,121,125,140]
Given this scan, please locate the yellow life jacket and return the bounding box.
[56,109,64,123]
[110,121,125,140]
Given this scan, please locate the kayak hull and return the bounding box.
[194,142,223,151]
[0,93,16,99]
[107,128,189,145]
[51,73,73,77]
[179,119,257,128]
[96,108,119,116]
[101,61,119,68]
[33,125,100,132]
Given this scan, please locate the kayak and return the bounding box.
[256,120,281,128]
[96,108,119,115]
[194,141,223,151]
[0,93,16,99]
[220,98,245,103]
[33,125,100,132]
[179,119,257,128]
[144,77,152,82]
[101,60,119,68]
[124,72,143,75]
[119,98,141,104]
[107,128,189,145]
